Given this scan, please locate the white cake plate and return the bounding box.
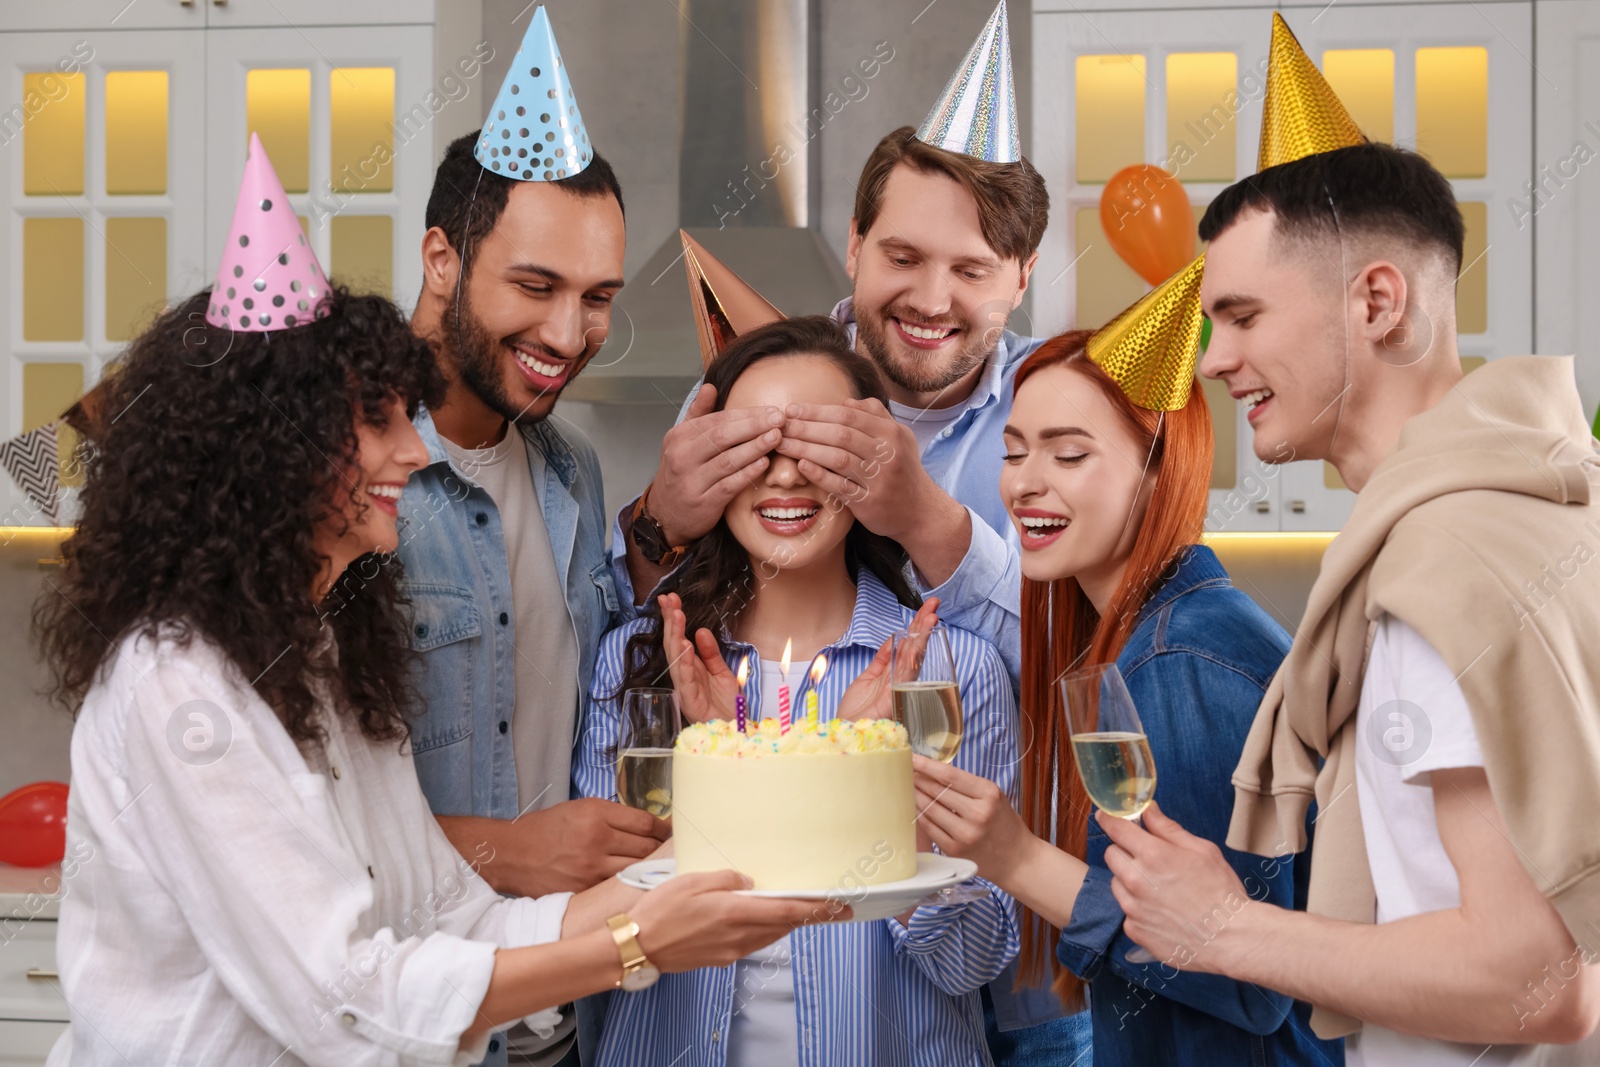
[617,854,982,924]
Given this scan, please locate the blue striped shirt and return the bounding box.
[572,567,1020,1067]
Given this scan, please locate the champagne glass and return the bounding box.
[1060,662,1159,964]
[890,624,963,762]
[616,687,681,819]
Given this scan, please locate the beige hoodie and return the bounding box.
[1227,356,1600,1039]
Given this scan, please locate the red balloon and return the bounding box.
[1099,164,1197,286]
[0,782,69,868]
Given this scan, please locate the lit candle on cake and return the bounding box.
[735,656,749,734]
[806,654,827,728]
[777,639,793,734]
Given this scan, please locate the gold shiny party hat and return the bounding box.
[1258,12,1366,170]
[681,231,785,370]
[1086,255,1206,412]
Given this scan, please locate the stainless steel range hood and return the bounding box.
[564,0,851,404]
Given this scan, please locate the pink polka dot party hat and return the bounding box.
[206,132,331,332]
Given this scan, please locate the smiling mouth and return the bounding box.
[513,346,568,382]
[1241,388,1274,411]
[1019,515,1069,541]
[755,501,822,536]
[367,483,402,513]
[893,316,959,343]
[759,504,820,522]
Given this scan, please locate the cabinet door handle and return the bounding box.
[1290,499,1306,514]
[1253,500,1270,514]
[26,968,59,982]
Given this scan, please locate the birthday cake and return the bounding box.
[672,719,918,891]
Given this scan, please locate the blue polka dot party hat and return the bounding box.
[475,5,593,181]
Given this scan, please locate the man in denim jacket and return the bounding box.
[397,133,666,1066]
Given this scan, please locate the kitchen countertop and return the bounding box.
[0,863,63,921]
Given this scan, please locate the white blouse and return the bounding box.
[47,629,571,1067]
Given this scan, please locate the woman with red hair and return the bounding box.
[912,323,1345,1065]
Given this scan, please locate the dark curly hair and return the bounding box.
[618,315,921,697]
[34,286,446,746]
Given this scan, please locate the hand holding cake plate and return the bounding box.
[640,718,995,923]
[618,853,982,924]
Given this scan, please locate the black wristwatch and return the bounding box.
[630,486,688,568]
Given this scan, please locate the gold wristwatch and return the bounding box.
[605,913,661,991]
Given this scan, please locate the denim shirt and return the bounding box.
[397,407,623,821]
[1055,546,1344,1067]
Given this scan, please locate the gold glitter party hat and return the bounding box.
[681,231,785,370]
[1257,12,1366,171]
[915,1,1020,163]
[1087,255,1206,412]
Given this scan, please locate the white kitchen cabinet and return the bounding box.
[0,0,432,32]
[1032,1,1534,532]
[0,9,437,524]
[0,1020,68,1066]
[0,887,67,1067]
[1533,0,1600,419]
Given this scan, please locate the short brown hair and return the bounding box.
[852,126,1049,264]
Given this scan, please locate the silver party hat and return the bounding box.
[915,1,1020,163]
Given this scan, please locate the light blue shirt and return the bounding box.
[829,297,1039,688]
[573,567,1021,1067]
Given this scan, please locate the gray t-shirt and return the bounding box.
[440,429,579,815]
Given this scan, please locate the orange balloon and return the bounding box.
[1099,165,1197,286]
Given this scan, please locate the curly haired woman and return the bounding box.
[35,285,828,1067]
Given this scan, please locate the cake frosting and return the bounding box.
[672,718,918,891]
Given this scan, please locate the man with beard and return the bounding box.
[618,6,1088,1065]
[398,17,666,1066]
[622,5,1043,686]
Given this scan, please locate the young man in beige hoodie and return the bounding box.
[1094,137,1600,1064]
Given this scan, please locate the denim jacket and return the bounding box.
[1054,545,1343,1066]
[396,407,623,820]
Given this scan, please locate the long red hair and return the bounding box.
[1011,331,1213,1009]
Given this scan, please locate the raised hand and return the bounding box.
[647,385,785,546]
[660,593,740,723]
[835,597,939,722]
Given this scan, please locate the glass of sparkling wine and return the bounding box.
[616,687,681,819]
[1061,662,1158,963]
[890,624,963,762]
